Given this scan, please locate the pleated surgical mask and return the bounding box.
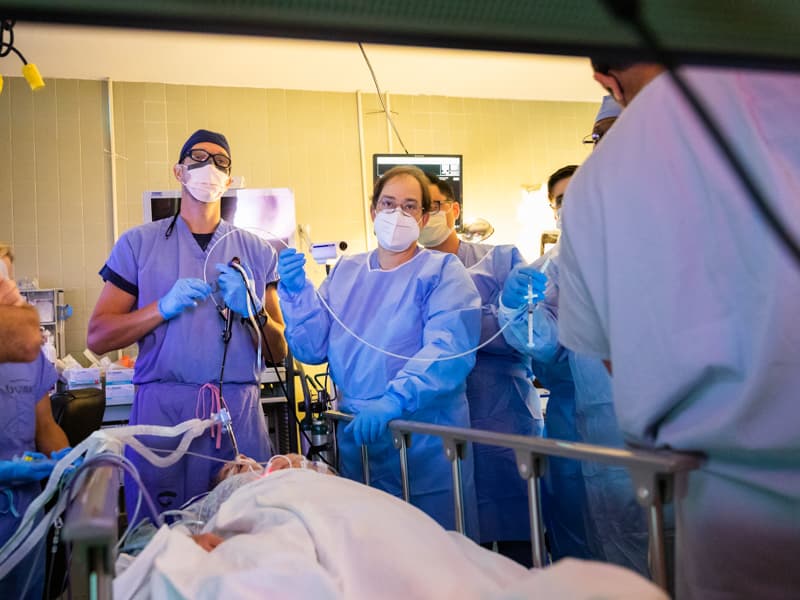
[418,211,452,248]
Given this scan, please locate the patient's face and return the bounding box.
[214,453,334,488]
[266,453,335,476]
[214,454,262,485]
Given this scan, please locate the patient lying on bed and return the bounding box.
[192,453,331,551]
[116,457,666,600]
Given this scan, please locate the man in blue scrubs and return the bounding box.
[88,130,287,519]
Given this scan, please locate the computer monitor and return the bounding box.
[373,154,463,226]
[142,188,296,253]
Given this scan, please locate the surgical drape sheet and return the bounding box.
[114,469,667,600]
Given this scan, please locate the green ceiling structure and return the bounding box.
[1,0,799,68]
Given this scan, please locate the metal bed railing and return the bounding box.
[61,465,120,600]
[60,414,702,598]
[323,410,703,591]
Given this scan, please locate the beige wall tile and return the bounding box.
[1,75,599,357]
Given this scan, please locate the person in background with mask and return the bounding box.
[558,59,800,598]
[500,100,651,578]
[276,166,482,535]
[88,129,287,520]
[0,243,71,600]
[499,165,598,564]
[0,243,41,363]
[418,174,545,565]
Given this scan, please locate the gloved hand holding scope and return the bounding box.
[216,261,261,317]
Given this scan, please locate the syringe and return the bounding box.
[526,258,550,349]
[527,281,535,348]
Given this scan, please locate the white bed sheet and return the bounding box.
[114,469,666,600]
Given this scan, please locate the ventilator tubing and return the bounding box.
[0,417,217,579]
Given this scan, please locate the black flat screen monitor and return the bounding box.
[373,154,463,226]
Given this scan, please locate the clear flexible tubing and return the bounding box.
[204,228,539,362]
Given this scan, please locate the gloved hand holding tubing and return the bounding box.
[158,278,212,321]
[0,452,56,486]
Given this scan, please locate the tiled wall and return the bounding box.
[1,76,596,359]
[0,78,112,359]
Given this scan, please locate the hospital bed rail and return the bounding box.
[324,410,702,592]
[61,465,120,600]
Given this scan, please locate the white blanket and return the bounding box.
[114,469,666,600]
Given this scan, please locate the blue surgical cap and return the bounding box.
[595,95,622,123]
[179,129,231,162]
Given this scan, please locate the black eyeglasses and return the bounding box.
[430,200,454,214]
[182,148,231,171]
[582,132,602,145]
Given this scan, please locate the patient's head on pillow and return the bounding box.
[213,454,262,486]
[266,453,335,476]
[212,453,334,488]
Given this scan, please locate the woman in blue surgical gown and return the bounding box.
[277,166,481,535]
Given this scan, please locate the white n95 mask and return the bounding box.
[373,210,421,252]
[418,211,452,248]
[182,162,229,203]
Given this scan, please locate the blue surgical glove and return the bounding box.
[501,264,548,309]
[158,278,213,320]
[50,447,72,461]
[277,248,308,295]
[344,396,403,446]
[51,447,84,473]
[216,263,262,317]
[0,455,56,486]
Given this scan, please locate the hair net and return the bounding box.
[595,95,622,123]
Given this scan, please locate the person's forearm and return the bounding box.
[0,305,41,362]
[36,422,69,455]
[87,301,163,354]
[261,318,287,363]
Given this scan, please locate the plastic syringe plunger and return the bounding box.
[526,257,551,349]
[527,281,535,348]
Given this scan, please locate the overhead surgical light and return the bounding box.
[457,218,495,243]
[0,19,45,94]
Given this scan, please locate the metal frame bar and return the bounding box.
[326,410,701,590]
[61,465,120,600]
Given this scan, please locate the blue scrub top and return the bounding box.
[102,217,278,385]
